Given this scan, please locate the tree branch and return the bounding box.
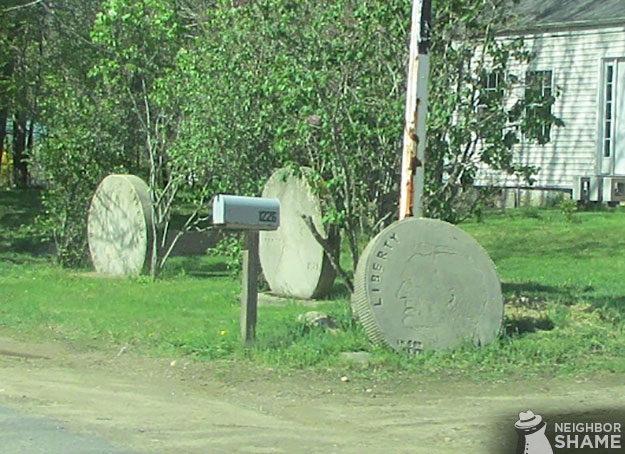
[301,214,353,292]
[3,0,43,13]
[158,189,210,270]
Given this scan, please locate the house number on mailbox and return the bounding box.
[259,211,277,223]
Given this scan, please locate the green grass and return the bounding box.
[0,256,371,369]
[2,190,625,380]
[465,208,625,313]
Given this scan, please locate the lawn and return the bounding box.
[2,189,625,380]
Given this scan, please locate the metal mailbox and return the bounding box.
[212,195,280,231]
[211,193,281,345]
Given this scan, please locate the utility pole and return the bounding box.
[399,0,432,219]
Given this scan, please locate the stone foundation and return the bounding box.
[496,188,571,209]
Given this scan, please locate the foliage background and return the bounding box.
[0,0,558,272]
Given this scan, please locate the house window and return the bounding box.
[479,71,504,107]
[525,70,553,143]
[604,64,615,158]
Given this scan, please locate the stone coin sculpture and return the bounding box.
[352,217,503,352]
[87,174,153,276]
[259,168,337,299]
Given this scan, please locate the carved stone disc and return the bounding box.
[352,218,503,352]
[259,168,337,299]
[87,175,153,276]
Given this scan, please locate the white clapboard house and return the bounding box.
[476,0,625,205]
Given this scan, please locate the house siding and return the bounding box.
[476,25,625,190]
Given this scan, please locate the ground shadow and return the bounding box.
[162,256,231,278]
[504,315,554,336]
[503,282,567,295]
[326,280,352,299]
[504,280,625,318]
[502,281,600,305]
[585,295,625,319]
[0,190,52,258]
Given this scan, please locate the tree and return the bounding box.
[0,0,48,188]
[30,0,222,271]
[177,0,410,286]
[33,0,124,266]
[184,0,562,276]
[90,0,235,276]
[161,0,560,286]
[28,0,560,278]
[424,0,563,222]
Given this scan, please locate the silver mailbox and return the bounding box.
[212,194,280,230]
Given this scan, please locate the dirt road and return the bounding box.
[1,335,624,454]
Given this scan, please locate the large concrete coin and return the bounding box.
[87,174,153,276]
[352,218,503,352]
[259,168,337,299]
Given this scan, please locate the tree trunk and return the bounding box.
[12,113,28,188]
[0,109,7,175]
[27,119,34,150]
[0,57,14,180]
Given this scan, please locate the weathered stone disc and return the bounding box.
[352,218,503,352]
[87,175,153,276]
[259,168,337,299]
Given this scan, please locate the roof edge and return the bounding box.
[498,17,625,36]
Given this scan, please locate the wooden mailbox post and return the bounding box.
[212,195,280,345]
